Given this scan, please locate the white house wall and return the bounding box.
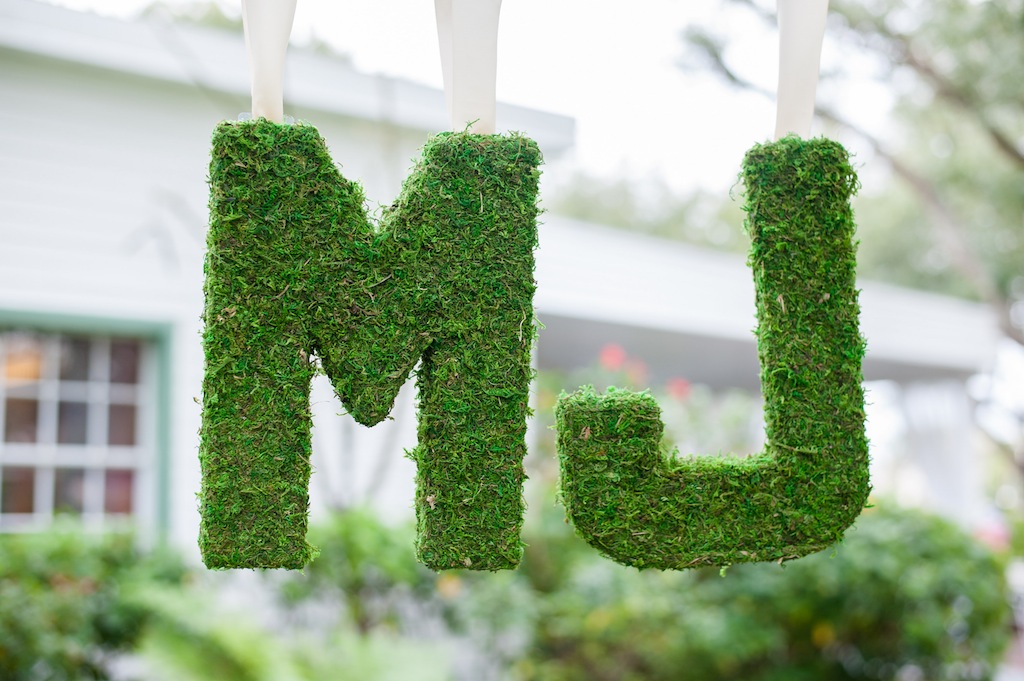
[0,49,458,555]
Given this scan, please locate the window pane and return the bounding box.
[1,467,35,514]
[108,404,136,446]
[59,336,91,381]
[104,469,133,514]
[4,398,38,443]
[54,468,85,515]
[58,401,88,444]
[110,339,140,384]
[4,333,43,384]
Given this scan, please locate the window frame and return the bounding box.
[0,311,171,539]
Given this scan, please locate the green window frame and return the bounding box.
[0,315,170,540]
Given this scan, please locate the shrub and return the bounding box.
[0,528,186,681]
[520,505,1013,681]
[274,508,439,633]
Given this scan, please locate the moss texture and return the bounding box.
[556,137,870,569]
[200,120,540,571]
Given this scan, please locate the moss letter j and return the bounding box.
[555,137,871,570]
[199,120,540,571]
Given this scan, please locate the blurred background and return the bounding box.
[1,0,1023,678]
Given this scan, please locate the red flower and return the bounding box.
[599,343,627,371]
[667,377,691,401]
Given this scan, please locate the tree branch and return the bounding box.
[682,32,1023,344]
[829,3,1024,171]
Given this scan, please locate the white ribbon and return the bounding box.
[775,0,829,140]
[241,0,297,123]
[434,0,503,134]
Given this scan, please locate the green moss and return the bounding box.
[199,120,540,571]
[555,137,870,569]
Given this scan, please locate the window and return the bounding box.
[0,330,153,530]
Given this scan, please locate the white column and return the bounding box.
[902,381,986,529]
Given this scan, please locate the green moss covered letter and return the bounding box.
[199,120,540,571]
[556,137,870,570]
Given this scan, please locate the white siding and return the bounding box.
[0,48,443,555]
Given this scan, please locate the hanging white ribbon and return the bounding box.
[241,0,297,123]
[775,0,829,139]
[434,0,503,134]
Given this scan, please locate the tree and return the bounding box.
[681,0,1024,345]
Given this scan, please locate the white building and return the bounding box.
[0,0,1001,561]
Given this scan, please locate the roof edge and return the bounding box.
[0,0,575,153]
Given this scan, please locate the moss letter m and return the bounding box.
[199,120,540,571]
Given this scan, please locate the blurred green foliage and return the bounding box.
[0,503,1011,680]
[0,528,186,681]
[831,0,1024,305]
[136,583,450,681]
[275,508,439,633]
[514,504,1012,681]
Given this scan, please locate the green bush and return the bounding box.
[274,508,439,633]
[137,584,451,681]
[519,505,1012,681]
[270,509,537,675]
[0,518,448,681]
[2,505,1004,681]
[0,528,186,681]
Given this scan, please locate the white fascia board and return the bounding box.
[536,215,998,375]
[0,0,575,152]
[858,282,998,374]
[0,2,196,84]
[535,215,757,340]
